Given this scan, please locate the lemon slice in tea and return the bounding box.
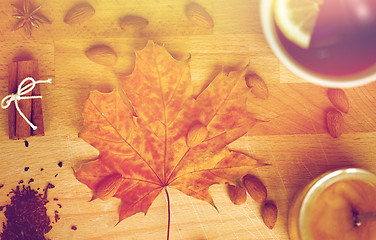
[273,0,322,49]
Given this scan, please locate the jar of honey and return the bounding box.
[288,168,376,240]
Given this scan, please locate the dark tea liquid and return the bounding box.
[277,0,376,77]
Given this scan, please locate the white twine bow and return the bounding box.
[1,77,52,130]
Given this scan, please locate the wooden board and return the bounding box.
[0,0,376,239]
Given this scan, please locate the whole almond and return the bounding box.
[85,45,117,66]
[243,174,267,203]
[326,109,344,138]
[245,73,269,100]
[119,15,149,32]
[261,201,278,229]
[64,2,95,25]
[185,2,214,29]
[227,184,247,205]
[327,89,349,113]
[186,121,208,148]
[91,173,123,201]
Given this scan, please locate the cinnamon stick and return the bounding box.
[15,61,35,138]
[31,77,45,136]
[7,63,18,139]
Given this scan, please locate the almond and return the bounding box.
[64,2,95,25]
[261,201,278,229]
[91,173,123,201]
[186,121,208,148]
[85,45,117,66]
[185,2,214,29]
[327,89,349,113]
[245,73,269,100]
[119,15,149,32]
[227,184,247,205]
[243,174,267,203]
[326,109,344,138]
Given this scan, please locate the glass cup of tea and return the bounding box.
[260,0,376,88]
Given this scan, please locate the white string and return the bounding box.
[1,77,52,130]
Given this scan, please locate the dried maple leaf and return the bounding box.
[75,41,261,238]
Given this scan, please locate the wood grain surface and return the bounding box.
[0,0,376,239]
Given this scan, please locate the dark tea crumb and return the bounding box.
[18,180,23,184]
[0,184,4,189]
[53,198,59,201]
[41,168,44,171]
[0,185,52,240]
[57,204,62,208]
[24,140,29,147]
[71,225,77,231]
[46,183,55,189]
[57,162,63,168]
[43,183,55,199]
[54,174,58,178]
[54,210,60,222]
[28,178,34,184]
[24,167,30,172]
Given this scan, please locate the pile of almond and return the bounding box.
[326,89,349,138]
[227,175,278,229]
[63,1,215,31]
[63,2,216,67]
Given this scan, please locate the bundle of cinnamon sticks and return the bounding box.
[7,60,45,139]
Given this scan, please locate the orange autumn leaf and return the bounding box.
[75,41,261,226]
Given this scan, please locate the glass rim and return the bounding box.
[260,0,376,88]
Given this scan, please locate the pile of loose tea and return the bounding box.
[1,185,53,240]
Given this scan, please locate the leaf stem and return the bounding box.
[165,187,171,240]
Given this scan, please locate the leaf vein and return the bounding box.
[88,98,163,185]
